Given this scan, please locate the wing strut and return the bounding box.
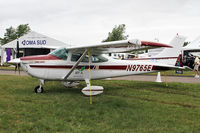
[88,50,92,104]
[63,49,88,80]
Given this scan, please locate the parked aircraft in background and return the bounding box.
[127,35,186,66]
[182,36,200,69]
[9,39,185,96]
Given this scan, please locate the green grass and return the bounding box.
[0,75,200,133]
[0,66,15,70]
[0,66,23,71]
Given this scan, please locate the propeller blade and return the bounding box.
[14,63,20,75]
[16,40,20,58]
[18,63,20,75]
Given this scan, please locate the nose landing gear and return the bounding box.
[35,79,45,93]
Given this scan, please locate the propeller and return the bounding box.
[16,40,19,58]
[15,40,20,74]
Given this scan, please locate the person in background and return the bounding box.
[193,55,199,78]
[118,55,121,60]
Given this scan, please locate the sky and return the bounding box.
[1,0,200,45]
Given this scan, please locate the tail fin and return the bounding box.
[155,35,186,57]
[154,35,186,65]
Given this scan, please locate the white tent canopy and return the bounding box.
[1,31,70,65]
[182,36,200,51]
[1,31,69,49]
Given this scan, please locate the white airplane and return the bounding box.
[10,38,185,96]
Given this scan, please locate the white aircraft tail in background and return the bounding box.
[130,35,186,66]
[154,34,186,65]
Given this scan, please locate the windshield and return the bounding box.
[50,48,68,60]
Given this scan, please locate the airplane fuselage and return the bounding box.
[20,51,170,81]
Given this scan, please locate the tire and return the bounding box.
[34,86,44,93]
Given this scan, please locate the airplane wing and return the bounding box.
[66,39,172,54]
[62,40,171,80]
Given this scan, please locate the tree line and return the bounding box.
[0,24,189,47]
[0,24,31,45]
[0,24,128,45]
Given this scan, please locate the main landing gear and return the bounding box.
[81,79,104,96]
[35,79,45,93]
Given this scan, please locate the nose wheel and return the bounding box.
[35,79,45,93]
[34,86,44,93]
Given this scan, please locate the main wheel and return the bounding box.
[34,86,44,93]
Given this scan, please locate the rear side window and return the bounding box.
[92,55,108,63]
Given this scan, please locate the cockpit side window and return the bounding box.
[71,53,88,62]
[50,48,68,60]
[71,53,108,63]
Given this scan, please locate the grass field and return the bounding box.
[0,75,200,133]
[0,66,23,71]
[0,66,15,70]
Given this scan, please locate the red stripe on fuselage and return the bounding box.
[152,66,171,71]
[29,65,127,70]
[29,65,171,71]
[30,65,72,69]
[21,54,60,61]
[82,89,104,92]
